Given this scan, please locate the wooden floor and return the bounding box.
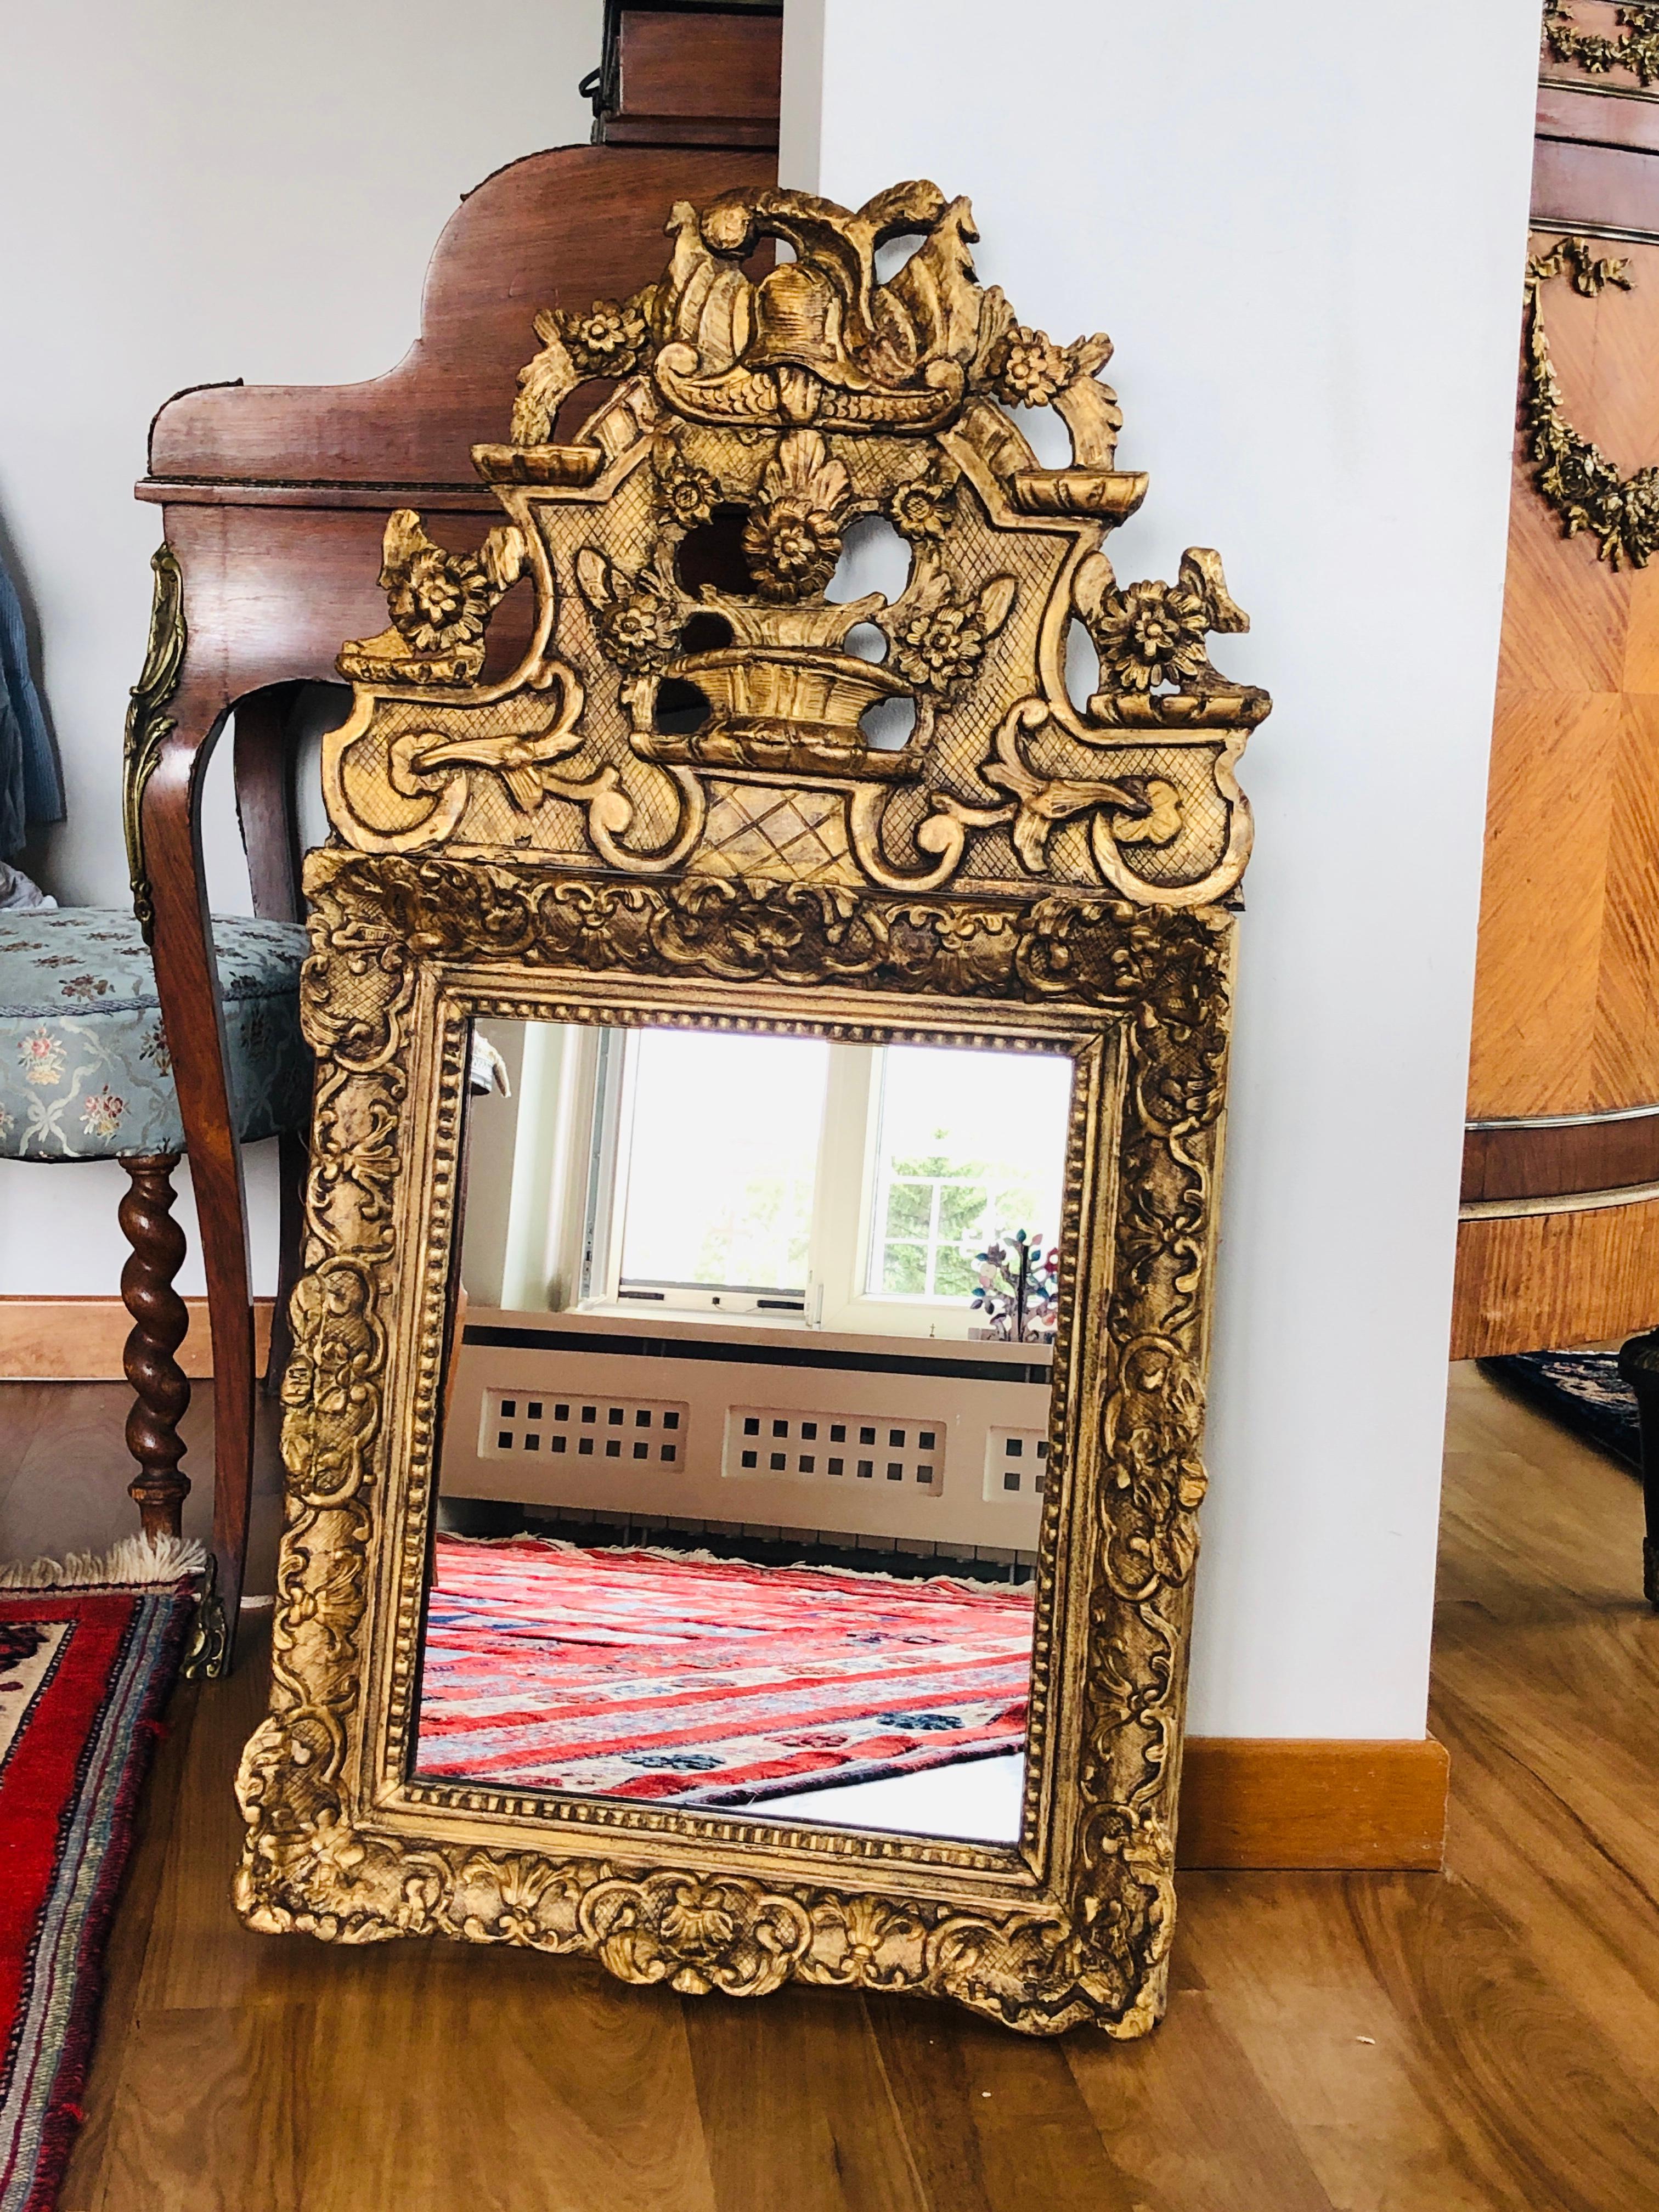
[4,1363,1657,2209]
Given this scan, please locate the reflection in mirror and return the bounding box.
[418,1022,1074,1846]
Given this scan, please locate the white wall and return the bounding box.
[0,0,600,1297]
[783,0,1542,1737]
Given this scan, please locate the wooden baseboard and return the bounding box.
[1176,1735,1449,1869]
[0,1296,274,1381]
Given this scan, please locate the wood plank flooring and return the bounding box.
[4,1363,1655,2210]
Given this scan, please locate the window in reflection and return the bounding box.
[613,1028,829,1300]
[507,1025,1077,1332]
[433,1021,1074,1843]
[865,1045,1071,1302]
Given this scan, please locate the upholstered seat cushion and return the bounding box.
[0,909,311,1160]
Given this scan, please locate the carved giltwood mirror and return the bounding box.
[235,180,1268,2037]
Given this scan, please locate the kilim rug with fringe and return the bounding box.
[0,1539,200,2212]
[415,1532,1034,1807]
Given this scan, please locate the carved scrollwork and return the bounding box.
[983,700,1180,877]
[579,1872,814,1997]
[298,849,1229,1018]
[279,1262,385,1508]
[123,542,186,944]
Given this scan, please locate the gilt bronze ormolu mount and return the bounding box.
[236,180,1269,2037]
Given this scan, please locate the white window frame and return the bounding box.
[477,1023,1060,1340]
[806,1044,1001,1339]
[580,1027,815,1320]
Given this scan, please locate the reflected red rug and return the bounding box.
[1,1543,198,2212]
[416,1533,1034,1807]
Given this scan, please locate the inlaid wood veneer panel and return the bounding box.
[1616,543,1659,692]
[1468,689,1617,1117]
[1555,236,1659,462]
[1592,691,1659,1105]
[1452,1192,1659,1358]
[1494,452,1633,695]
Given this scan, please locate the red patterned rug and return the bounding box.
[1,1543,198,2212]
[416,1534,1034,1807]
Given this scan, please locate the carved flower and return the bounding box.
[890,599,985,690]
[741,430,853,602]
[659,1881,738,1953]
[989,323,1068,409]
[600,586,679,673]
[656,455,719,533]
[1091,579,1212,693]
[889,465,957,543]
[1620,466,1659,555]
[558,295,648,377]
[743,500,843,599]
[1537,433,1611,516]
[388,548,492,653]
[575,547,682,673]
[886,563,1016,694]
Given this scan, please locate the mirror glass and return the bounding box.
[416,1019,1074,1846]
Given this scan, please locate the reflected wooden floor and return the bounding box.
[5,1364,1655,2209]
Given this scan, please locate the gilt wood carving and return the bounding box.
[236,182,1268,2035]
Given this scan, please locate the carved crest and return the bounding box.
[326,182,1267,907]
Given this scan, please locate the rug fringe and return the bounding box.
[437,1527,1031,1599]
[0,1533,207,1591]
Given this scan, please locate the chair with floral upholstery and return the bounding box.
[0,906,310,1592]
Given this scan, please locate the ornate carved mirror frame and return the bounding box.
[233,179,1269,2038]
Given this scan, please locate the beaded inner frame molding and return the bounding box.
[234,180,1269,2038]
